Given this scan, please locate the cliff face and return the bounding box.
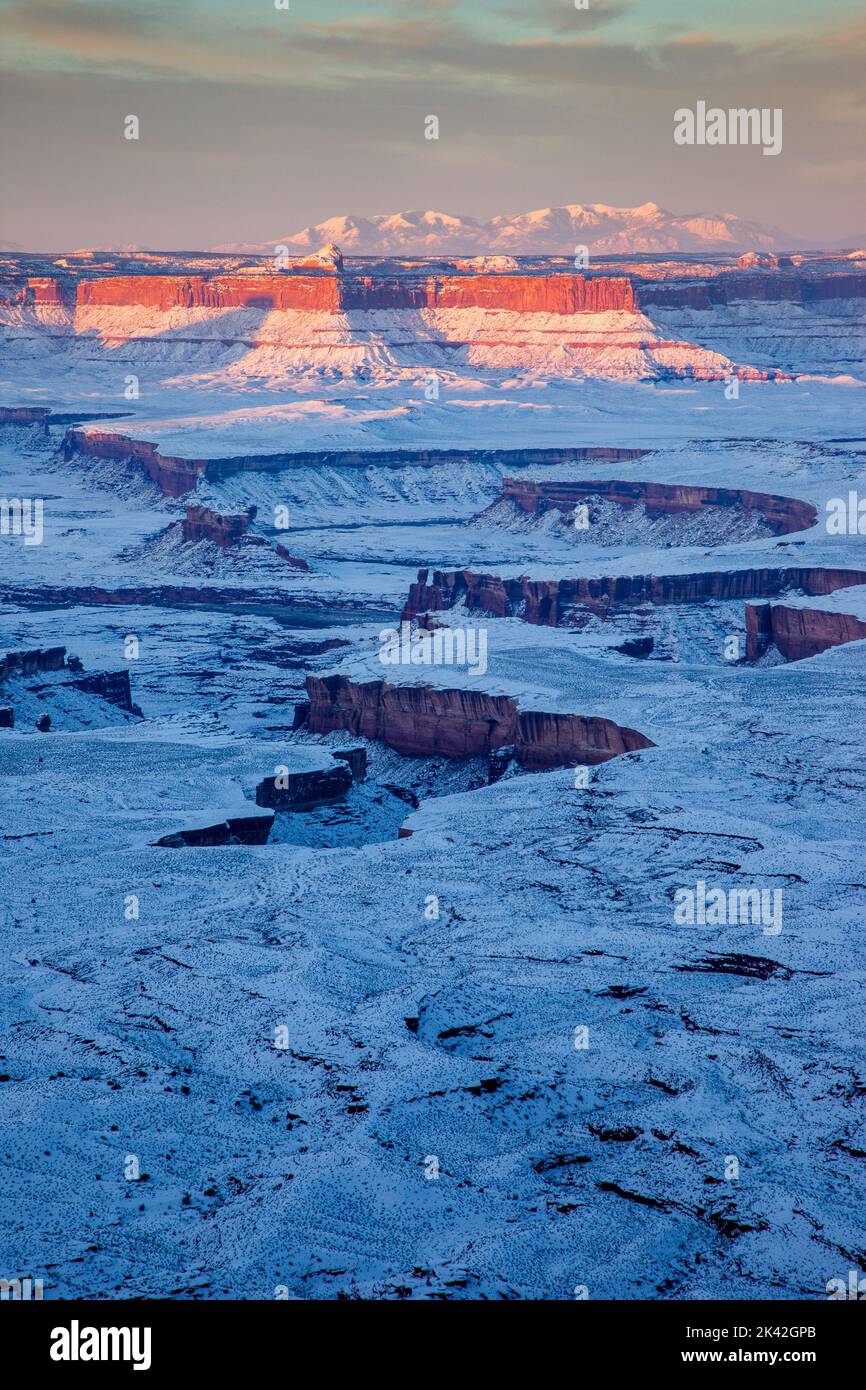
[302,673,653,768]
[638,272,866,310]
[68,670,134,712]
[500,478,817,537]
[64,432,647,498]
[76,275,342,312]
[403,566,866,624]
[0,646,66,682]
[181,505,254,546]
[746,602,866,662]
[428,275,635,313]
[64,429,204,497]
[6,267,860,317]
[155,814,273,848]
[70,272,633,315]
[255,763,353,810]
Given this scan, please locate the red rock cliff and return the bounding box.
[302,673,652,767]
[746,602,866,662]
[76,275,341,312]
[403,566,866,624]
[427,275,635,313]
[182,505,254,546]
[500,478,817,536]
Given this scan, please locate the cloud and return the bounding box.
[497,0,631,35]
[1,1,863,247]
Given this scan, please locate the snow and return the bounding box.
[1,250,865,1300]
[217,203,795,257]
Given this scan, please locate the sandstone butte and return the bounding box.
[298,673,653,770]
[4,272,635,314]
[5,268,865,314]
[179,504,308,568]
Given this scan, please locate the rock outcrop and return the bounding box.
[638,271,866,310]
[64,431,645,498]
[69,670,135,713]
[6,264,862,318]
[77,274,342,312]
[403,566,866,625]
[746,602,866,662]
[255,762,352,810]
[498,478,817,537]
[300,673,653,769]
[66,271,636,314]
[333,747,367,780]
[181,504,255,546]
[0,646,66,682]
[155,814,273,848]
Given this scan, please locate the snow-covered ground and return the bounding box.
[1,257,865,1301]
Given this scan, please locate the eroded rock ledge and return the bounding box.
[403,565,866,626]
[179,504,309,568]
[746,603,866,661]
[497,478,817,537]
[63,432,647,498]
[298,673,653,770]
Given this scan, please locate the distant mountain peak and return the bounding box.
[215,203,799,257]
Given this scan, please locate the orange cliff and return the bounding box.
[76,275,342,312]
[3,267,865,316]
[3,272,636,315]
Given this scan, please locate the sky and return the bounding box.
[1,0,864,250]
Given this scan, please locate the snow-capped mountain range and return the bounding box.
[215,203,801,257]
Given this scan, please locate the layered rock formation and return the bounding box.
[639,271,866,310]
[5,265,862,315]
[255,762,352,810]
[64,432,646,498]
[76,274,342,313]
[8,271,635,315]
[746,602,866,662]
[498,479,817,537]
[181,504,255,546]
[0,646,67,682]
[154,814,274,848]
[69,670,135,713]
[177,503,309,568]
[300,674,653,770]
[403,566,866,626]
